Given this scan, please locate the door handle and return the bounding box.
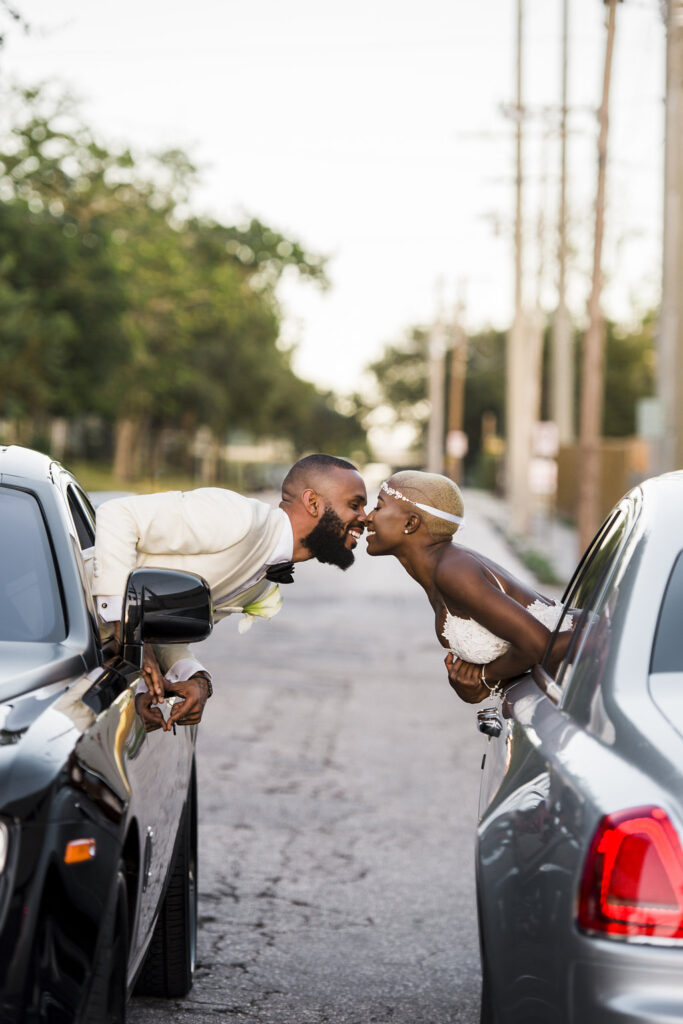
[477,706,502,738]
[142,826,154,891]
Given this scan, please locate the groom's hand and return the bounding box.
[134,690,168,732]
[142,643,166,705]
[445,653,490,704]
[165,674,212,728]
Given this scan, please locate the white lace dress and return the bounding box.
[442,597,572,664]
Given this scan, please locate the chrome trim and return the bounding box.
[578,924,683,947]
[0,821,8,874]
[532,664,562,706]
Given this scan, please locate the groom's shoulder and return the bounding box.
[183,487,278,527]
[104,486,279,534]
[188,486,273,510]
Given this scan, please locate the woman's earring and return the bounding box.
[404,528,410,534]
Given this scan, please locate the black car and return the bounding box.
[0,445,213,1023]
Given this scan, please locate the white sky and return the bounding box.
[1,0,666,395]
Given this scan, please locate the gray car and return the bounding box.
[477,472,683,1024]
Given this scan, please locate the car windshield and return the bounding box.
[0,487,66,642]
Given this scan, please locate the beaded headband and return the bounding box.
[380,482,465,526]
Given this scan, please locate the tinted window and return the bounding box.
[547,508,631,691]
[67,484,95,549]
[651,550,683,674]
[0,488,66,642]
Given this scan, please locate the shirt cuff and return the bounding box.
[97,596,122,622]
[164,658,211,684]
[134,658,211,696]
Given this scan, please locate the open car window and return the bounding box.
[543,497,641,697]
[0,487,67,642]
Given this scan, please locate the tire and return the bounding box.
[134,768,197,998]
[81,864,129,1024]
[480,961,497,1024]
[477,882,497,1024]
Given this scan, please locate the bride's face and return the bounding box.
[365,480,410,556]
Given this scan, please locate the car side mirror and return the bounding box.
[121,568,213,668]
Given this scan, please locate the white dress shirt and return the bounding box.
[99,509,294,684]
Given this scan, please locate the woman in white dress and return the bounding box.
[364,470,574,704]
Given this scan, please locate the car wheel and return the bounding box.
[134,767,198,998]
[477,885,497,1024]
[480,961,497,1024]
[81,862,129,1024]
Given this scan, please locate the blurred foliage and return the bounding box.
[0,1,29,50]
[367,326,430,413]
[0,84,366,477]
[366,314,656,480]
[365,326,430,451]
[601,314,657,436]
[363,326,506,473]
[458,328,506,471]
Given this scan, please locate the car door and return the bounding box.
[61,478,195,967]
[72,671,194,967]
[477,501,637,824]
[476,499,642,1021]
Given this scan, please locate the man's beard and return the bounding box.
[303,505,355,570]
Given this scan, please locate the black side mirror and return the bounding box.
[121,568,213,668]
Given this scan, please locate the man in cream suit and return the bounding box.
[93,454,367,732]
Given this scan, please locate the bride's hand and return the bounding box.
[444,653,490,704]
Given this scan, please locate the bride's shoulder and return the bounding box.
[433,544,480,591]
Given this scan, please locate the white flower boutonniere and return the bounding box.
[238,584,283,634]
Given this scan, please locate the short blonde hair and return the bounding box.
[389,470,465,539]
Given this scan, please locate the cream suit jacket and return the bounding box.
[93,487,286,674]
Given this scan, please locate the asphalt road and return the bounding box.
[128,496,541,1024]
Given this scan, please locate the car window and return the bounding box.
[559,509,621,605]
[545,502,638,696]
[67,484,95,550]
[0,487,67,642]
[651,550,683,674]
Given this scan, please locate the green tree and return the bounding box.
[0,1,28,51]
[365,313,655,480]
[102,166,335,476]
[364,325,505,472]
[460,329,505,481]
[601,314,656,436]
[364,326,430,457]
[0,84,366,476]
[0,87,131,429]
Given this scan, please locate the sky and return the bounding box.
[0,0,666,396]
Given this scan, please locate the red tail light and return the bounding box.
[578,806,683,940]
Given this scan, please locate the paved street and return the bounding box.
[128,491,563,1024]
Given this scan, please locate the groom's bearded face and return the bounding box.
[303,505,356,570]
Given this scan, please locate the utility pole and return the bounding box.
[506,0,532,534]
[577,0,621,552]
[527,127,551,478]
[427,282,446,473]
[446,296,468,483]
[659,0,683,471]
[551,0,574,444]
